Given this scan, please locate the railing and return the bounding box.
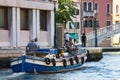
[86,23,120,44]
[82,11,95,17]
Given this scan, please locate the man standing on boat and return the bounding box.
[26,39,39,56]
[64,32,70,44]
[34,38,40,49]
[65,38,78,55]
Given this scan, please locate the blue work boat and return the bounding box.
[10,48,88,73]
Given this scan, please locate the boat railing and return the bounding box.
[26,55,44,61]
[26,51,53,61]
[10,56,22,62]
[78,48,87,54]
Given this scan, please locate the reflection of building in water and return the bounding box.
[0,0,58,48]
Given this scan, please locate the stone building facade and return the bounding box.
[0,0,57,48]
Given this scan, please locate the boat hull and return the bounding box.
[11,62,83,73]
[11,55,87,73]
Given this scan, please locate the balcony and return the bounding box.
[82,11,95,18]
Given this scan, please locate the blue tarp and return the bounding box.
[69,33,78,39]
[38,48,58,54]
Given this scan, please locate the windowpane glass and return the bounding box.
[40,10,47,31]
[20,9,29,30]
[0,7,8,30]
[0,8,4,28]
[88,2,92,11]
[83,2,87,11]
[107,4,110,13]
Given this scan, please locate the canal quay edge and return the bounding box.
[0,48,25,68]
[0,47,120,68]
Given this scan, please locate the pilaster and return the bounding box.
[9,7,17,48]
[29,9,37,40]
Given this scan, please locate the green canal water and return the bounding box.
[0,52,120,80]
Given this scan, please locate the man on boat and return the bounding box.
[65,38,78,55]
[34,38,40,49]
[64,32,70,44]
[26,39,39,56]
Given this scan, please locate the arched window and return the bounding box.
[83,2,87,11]
[88,2,92,11]
[116,5,119,13]
[95,3,98,10]
[106,4,110,13]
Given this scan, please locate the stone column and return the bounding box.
[16,8,20,47]
[9,7,17,48]
[36,9,40,42]
[29,9,37,40]
[47,11,54,47]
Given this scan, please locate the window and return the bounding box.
[69,22,79,29]
[96,20,99,27]
[0,7,8,30]
[83,2,87,11]
[106,21,111,26]
[40,10,47,31]
[94,20,99,28]
[64,23,66,29]
[106,4,110,14]
[87,20,92,27]
[115,21,120,23]
[75,9,79,15]
[83,20,94,28]
[20,9,29,30]
[116,5,119,13]
[69,22,75,29]
[88,2,92,11]
[75,22,79,29]
[95,3,98,12]
[83,20,87,27]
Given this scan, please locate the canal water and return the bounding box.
[0,52,120,80]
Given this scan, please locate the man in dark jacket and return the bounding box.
[81,33,86,47]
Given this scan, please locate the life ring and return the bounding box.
[62,59,67,67]
[44,58,51,65]
[69,58,74,65]
[51,58,56,66]
[81,57,84,64]
[74,56,79,64]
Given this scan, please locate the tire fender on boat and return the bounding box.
[69,58,74,65]
[44,58,51,65]
[51,58,56,66]
[74,56,79,64]
[62,59,67,67]
[81,57,84,64]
